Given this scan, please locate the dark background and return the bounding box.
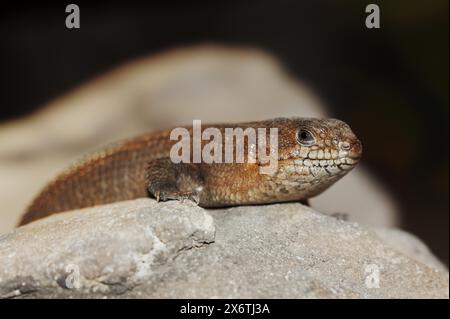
[0,0,448,264]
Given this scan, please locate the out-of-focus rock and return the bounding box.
[0,45,398,234]
[0,199,447,299]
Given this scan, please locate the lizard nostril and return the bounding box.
[350,140,363,159]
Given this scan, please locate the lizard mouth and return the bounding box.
[276,155,359,176]
[278,154,359,165]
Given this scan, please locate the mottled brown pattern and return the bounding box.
[20,118,362,225]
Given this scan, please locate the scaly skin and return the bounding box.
[20,118,362,225]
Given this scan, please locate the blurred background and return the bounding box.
[0,1,448,265]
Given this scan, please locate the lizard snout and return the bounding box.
[347,139,362,160]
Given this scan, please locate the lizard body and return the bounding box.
[20,118,362,225]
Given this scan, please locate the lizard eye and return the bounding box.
[296,129,315,146]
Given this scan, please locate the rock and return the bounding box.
[0,199,214,298]
[369,227,448,273]
[0,199,447,298]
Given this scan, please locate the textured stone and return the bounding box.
[0,199,214,298]
[0,199,447,298]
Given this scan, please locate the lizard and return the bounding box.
[19,117,362,226]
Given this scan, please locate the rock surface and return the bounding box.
[0,199,447,299]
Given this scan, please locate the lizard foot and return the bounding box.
[146,158,204,205]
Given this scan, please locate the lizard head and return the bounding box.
[271,117,362,198]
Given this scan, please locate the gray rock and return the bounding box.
[0,199,214,298]
[0,199,447,298]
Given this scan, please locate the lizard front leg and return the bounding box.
[146,158,206,204]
